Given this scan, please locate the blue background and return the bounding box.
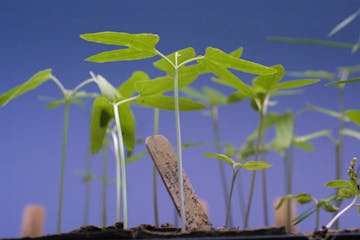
[1,0,360,237]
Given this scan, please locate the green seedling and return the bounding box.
[204,152,271,227]
[81,31,275,231]
[0,69,99,233]
[276,193,338,231]
[217,64,319,227]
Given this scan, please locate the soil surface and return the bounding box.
[2,223,360,240]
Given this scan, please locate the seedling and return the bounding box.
[204,152,271,227]
[80,31,275,231]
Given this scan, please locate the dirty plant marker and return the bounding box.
[145,135,212,231]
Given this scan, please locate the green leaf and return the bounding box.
[268,112,294,153]
[181,86,208,102]
[307,103,348,121]
[137,95,205,111]
[295,193,314,204]
[304,70,334,80]
[80,32,159,62]
[337,188,355,199]
[293,130,331,152]
[93,74,121,101]
[0,69,52,107]
[329,8,360,36]
[241,161,271,170]
[204,152,236,167]
[229,47,244,58]
[153,47,196,74]
[252,65,285,93]
[325,179,351,188]
[294,208,317,225]
[342,128,360,141]
[268,36,355,49]
[346,110,360,126]
[118,71,150,98]
[293,141,314,152]
[275,79,319,89]
[126,151,148,164]
[118,103,136,152]
[318,200,338,213]
[202,87,227,106]
[90,97,114,154]
[326,78,360,86]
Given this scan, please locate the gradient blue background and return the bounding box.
[1,0,360,237]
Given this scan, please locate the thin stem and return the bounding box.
[284,147,294,231]
[177,56,204,68]
[225,168,240,227]
[211,106,231,225]
[153,108,160,227]
[315,208,320,230]
[56,101,70,233]
[261,138,268,226]
[244,104,265,228]
[50,75,67,96]
[174,52,186,232]
[113,104,128,229]
[155,50,176,69]
[111,130,122,222]
[102,141,109,227]
[326,197,357,229]
[84,151,92,226]
[71,78,96,97]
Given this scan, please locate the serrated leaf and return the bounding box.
[137,95,205,111]
[241,161,271,170]
[346,110,360,126]
[118,71,150,98]
[0,69,52,107]
[275,79,319,89]
[81,32,159,62]
[204,152,236,167]
[90,97,114,154]
[268,36,355,49]
[153,47,196,74]
[329,8,360,36]
[325,179,351,188]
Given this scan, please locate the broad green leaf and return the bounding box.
[329,8,360,36]
[118,103,136,152]
[253,65,285,93]
[126,151,148,164]
[211,74,254,98]
[227,90,251,103]
[181,86,208,102]
[295,193,314,204]
[241,161,271,171]
[268,36,354,49]
[327,77,360,86]
[0,69,52,107]
[346,110,360,126]
[137,95,205,111]
[342,128,360,141]
[275,79,319,89]
[81,32,159,62]
[201,47,276,75]
[153,47,196,74]
[93,74,121,101]
[325,179,351,188]
[268,112,294,152]
[337,188,355,199]
[204,152,236,167]
[90,97,114,154]
[307,103,348,121]
[318,200,338,213]
[118,71,150,98]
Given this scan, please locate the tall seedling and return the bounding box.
[81,31,276,230]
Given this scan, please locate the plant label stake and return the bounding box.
[145,135,212,231]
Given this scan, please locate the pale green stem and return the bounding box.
[50,75,67,96]
[177,56,204,68]
[84,151,92,226]
[113,103,128,229]
[56,101,70,233]
[225,167,240,227]
[71,78,96,96]
[102,142,109,227]
[261,138,268,226]
[174,52,186,232]
[284,147,294,231]
[244,104,265,228]
[326,197,357,229]
[153,108,160,227]
[111,130,122,222]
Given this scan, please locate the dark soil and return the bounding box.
[2,222,360,240]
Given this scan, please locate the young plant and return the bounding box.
[204,152,271,227]
[0,69,98,233]
[81,31,275,231]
